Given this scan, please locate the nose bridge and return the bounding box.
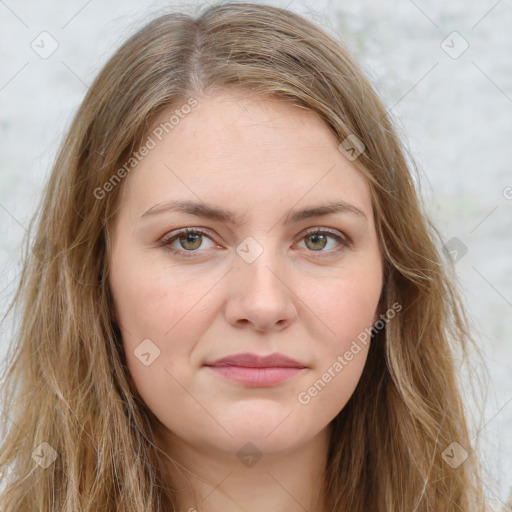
[235,234,286,292]
[225,234,297,331]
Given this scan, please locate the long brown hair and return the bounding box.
[0,2,490,510]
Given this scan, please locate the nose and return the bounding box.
[223,247,298,333]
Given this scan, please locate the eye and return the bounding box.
[296,228,350,255]
[159,227,351,258]
[159,228,217,257]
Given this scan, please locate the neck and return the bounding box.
[156,424,332,512]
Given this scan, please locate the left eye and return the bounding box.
[159,228,348,257]
[297,229,346,252]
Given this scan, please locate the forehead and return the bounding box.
[116,91,372,221]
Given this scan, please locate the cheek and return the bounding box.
[109,263,202,422]
[296,282,379,422]
[301,256,381,399]
[315,258,382,346]
[108,248,216,389]
[109,242,205,338]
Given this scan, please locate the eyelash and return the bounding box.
[158,227,351,259]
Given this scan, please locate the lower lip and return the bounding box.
[205,365,306,387]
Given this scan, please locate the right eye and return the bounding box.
[159,228,219,257]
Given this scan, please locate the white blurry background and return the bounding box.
[0,0,511,508]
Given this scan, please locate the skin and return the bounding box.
[108,89,384,512]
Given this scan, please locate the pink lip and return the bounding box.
[204,352,308,387]
[205,352,306,368]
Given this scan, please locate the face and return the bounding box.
[108,90,383,459]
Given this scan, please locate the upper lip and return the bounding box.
[204,352,307,368]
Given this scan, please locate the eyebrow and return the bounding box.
[140,199,367,224]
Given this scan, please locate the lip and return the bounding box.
[203,352,308,387]
[204,352,306,368]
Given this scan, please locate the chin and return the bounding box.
[208,430,307,460]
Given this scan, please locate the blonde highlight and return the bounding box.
[0,3,490,511]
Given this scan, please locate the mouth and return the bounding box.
[204,365,307,386]
[203,352,308,387]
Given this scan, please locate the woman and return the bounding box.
[0,2,489,511]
